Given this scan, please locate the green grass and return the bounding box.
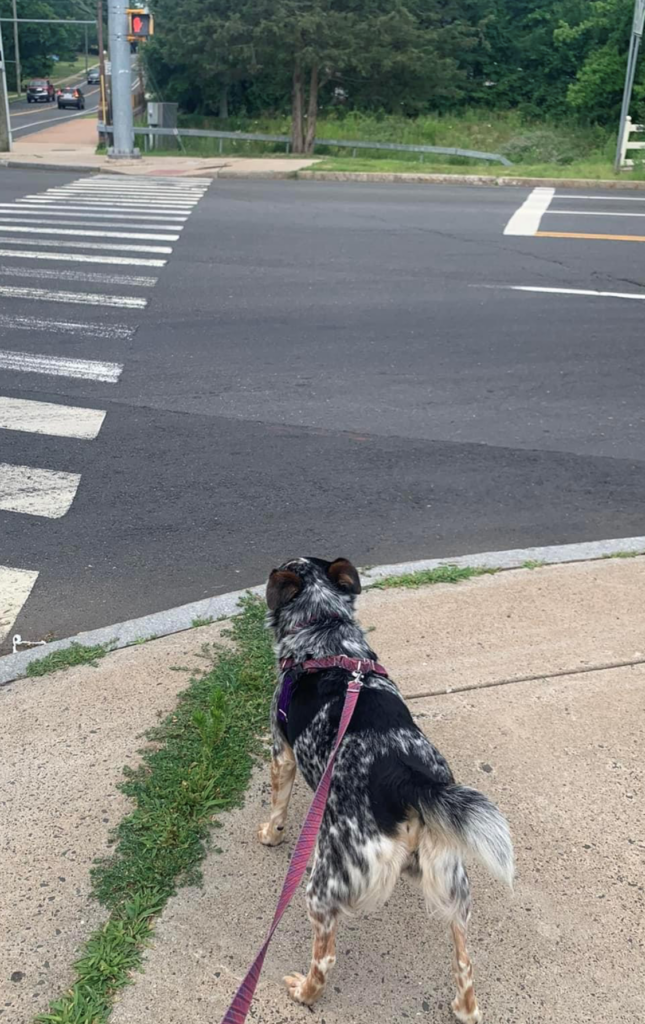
[52,55,98,86]
[191,616,214,628]
[26,642,113,677]
[368,564,497,590]
[522,560,546,570]
[36,594,275,1024]
[306,155,645,180]
[601,549,645,559]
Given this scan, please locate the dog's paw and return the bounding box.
[452,999,482,1024]
[257,822,285,846]
[284,972,319,1005]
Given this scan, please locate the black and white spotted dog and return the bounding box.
[260,556,514,1023]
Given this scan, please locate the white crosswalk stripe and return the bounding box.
[0,313,134,337]
[0,266,157,287]
[0,285,147,308]
[0,176,210,632]
[0,248,166,266]
[0,349,123,382]
[0,225,180,241]
[0,217,184,231]
[0,236,172,253]
[3,204,188,220]
[0,564,39,646]
[0,397,106,439]
[0,463,81,519]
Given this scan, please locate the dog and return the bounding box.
[260,556,514,1023]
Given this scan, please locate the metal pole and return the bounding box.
[107,0,137,157]
[11,0,20,97]
[615,0,645,171]
[85,24,88,76]
[0,21,12,151]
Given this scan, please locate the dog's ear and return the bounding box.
[327,558,361,595]
[266,569,303,611]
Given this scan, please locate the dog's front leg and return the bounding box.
[258,743,296,846]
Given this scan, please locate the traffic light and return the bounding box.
[127,9,154,40]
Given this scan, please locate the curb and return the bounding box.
[3,161,645,189]
[295,170,645,190]
[2,535,644,687]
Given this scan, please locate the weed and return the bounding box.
[368,564,496,590]
[191,616,214,628]
[26,642,113,678]
[522,560,546,570]
[36,595,275,1024]
[601,549,645,559]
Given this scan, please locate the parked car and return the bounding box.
[27,79,55,103]
[87,67,100,85]
[57,86,85,110]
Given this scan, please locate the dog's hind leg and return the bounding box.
[284,905,338,1006]
[257,743,296,846]
[419,834,482,1024]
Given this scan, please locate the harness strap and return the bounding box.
[279,654,388,676]
[220,676,363,1023]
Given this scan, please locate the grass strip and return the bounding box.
[36,594,275,1024]
[368,564,497,589]
[26,642,113,677]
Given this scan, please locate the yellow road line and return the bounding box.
[536,230,645,243]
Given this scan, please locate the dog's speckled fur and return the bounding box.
[260,556,514,1021]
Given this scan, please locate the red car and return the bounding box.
[27,78,55,103]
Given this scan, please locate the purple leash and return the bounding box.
[220,674,363,1023]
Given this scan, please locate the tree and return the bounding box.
[0,0,90,90]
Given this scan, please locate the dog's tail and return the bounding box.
[419,784,514,888]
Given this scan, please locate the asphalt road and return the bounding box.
[9,67,101,140]
[2,171,645,648]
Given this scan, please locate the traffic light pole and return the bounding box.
[615,0,645,171]
[107,0,138,158]
[0,21,11,152]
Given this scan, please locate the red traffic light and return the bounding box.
[127,10,153,38]
[133,15,143,32]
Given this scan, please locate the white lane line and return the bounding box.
[0,349,123,382]
[553,194,645,202]
[71,184,206,196]
[0,237,172,253]
[549,210,645,219]
[5,204,188,220]
[479,284,645,301]
[70,179,207,190]
[0,397,106,439]
[0,225,180,241]
[0,313,133,338]
[0,217,184,231]
[0,265,157,287]
[0,564,38,645]
[0,285,147,308]
[0,463,81,519]
[0,248,166,267]
[50,189,202,201]
[503,187,555,236]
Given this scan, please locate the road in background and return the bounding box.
[2,173,645,648]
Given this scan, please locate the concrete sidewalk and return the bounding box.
[6,117,317,177]
[3,557,644,1023]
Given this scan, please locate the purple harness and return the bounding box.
[277,655,389,724]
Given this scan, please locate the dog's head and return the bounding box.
[266,557,361,636]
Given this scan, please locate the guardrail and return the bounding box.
[97,123,513,166]
[619,116,645,169]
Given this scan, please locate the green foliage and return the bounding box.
[368,564,498,589]
[26,641,113,677]
[36,594,275,1023]
[0,0,95,91]
[145,0,643,129]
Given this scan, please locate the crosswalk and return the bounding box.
[0,173,211,648]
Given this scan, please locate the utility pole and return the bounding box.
[0,21,11,151]
[84,24,88,77]
[11,0,20,97]
[97,0,108,141]
[615,0,645,171]
[107,0,138,157]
